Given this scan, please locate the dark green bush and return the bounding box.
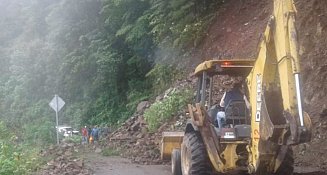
[146,64,184,94]
[144,88,192,132]
[0,122,42,175]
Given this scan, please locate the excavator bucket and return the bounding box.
[160,132,184,160]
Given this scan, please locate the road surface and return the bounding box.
[86,154,170,175]
[85,153,326,175]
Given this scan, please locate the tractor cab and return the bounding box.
[160,59,256,172]
[193,59,255,140]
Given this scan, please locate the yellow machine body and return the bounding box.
[161,132,184,160]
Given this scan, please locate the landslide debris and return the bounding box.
[103,80,193,164]
[191,0,272,65]
[105,113,188,164]
[102,76,237,165]
[38,142,92,175]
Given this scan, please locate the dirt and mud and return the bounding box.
[293,0,327,171]
[195,0,272,61]
[37,141,325,175]
[85,154,324,175]
[86,154,170,175]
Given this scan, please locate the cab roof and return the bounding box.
[193,59,255,77]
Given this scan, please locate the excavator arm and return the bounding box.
[246,0,312,173]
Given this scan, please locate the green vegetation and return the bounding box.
[144,88,193,132]
[0,122,43,175]
[0,0,223,142]
[146,64,184,94]
[62,135,82,144]
[0,0,223,172]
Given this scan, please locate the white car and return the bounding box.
[57,126,79,137]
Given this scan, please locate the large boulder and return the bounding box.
[136,101,150,114]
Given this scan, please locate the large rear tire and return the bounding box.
[274,148,294,175]
[172,149,182,175]
[181,132,211,175]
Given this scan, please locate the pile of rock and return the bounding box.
[103,79,193,164]
[105,111,166,164]
[38,143,91,175]
[104,105,188,164]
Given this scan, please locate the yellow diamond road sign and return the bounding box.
[49,95,65,112]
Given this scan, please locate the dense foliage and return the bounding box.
[0,0,223,147]
[0,122,42,174]
[144,88,193,132]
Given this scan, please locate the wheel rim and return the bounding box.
[181,143,191,175]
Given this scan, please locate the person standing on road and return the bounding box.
[91,125,99,143]
[88,126,92,144]
[81,126,88,144]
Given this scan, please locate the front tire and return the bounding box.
[181,132,211,175]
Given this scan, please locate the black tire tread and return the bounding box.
[183,132,211,175]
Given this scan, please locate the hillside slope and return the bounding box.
[194,0,272,61]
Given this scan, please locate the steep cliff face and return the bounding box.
[195,0,272,60]
[294,0,327,170]
[193,0,327,170]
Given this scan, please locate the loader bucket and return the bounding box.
[161,132,184,160]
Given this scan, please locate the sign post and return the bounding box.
[49,94,65,145]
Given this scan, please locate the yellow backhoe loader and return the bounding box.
[161,0,312,174]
